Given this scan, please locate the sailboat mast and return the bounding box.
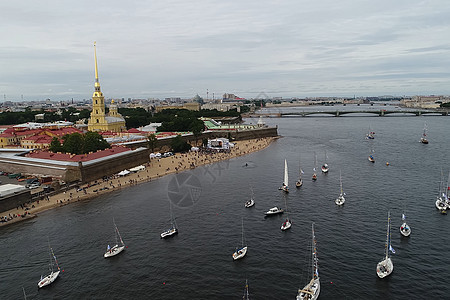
[385,212,390,259]
[312,223,318,279]
[241,218,244,247]
[339,171,343,195]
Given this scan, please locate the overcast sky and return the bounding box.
[1,0,450,101]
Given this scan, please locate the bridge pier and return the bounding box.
[380,110,385,116]
[336,111,340,117]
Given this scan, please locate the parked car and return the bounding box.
[163,152,174,157]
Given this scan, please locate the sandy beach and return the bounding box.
[0,137,277,227]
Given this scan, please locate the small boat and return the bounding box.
[280,159,289,193]
[38,241,61,288]
[420,123,429,144]
[281,198,292,231]
[281,218,292,231]
[368,148,375,163]
[161,202,178,239]
[245,187,255,208]
[104,219,126,257]
[296,161,304,188]
[312,152,318,181]
[335,171,345,206]
[297,223,320,300]
[366,127,375,139]
[399,213,411,237]
[321,151,329,173]
[376,211,394,278]
[265,206,284,216]
[233,218,247,260]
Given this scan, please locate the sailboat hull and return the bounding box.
[104,244,125,258]
[400,222,411,237]
[233,246,247,260]
[245,199,255,208]
[335,195,345,206]
[160,228,178,239]
[376,257,393,278]
[435,198,448,210]
[281,220,292,231]
[297,278,320,300]
[38,270,60,288]
[295,180,303,188]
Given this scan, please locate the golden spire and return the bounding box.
[94,41,101,92]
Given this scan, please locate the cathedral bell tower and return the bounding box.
[88,42,107,131]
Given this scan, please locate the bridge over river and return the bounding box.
[246,109,449,118]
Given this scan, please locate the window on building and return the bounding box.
[95,100,98,104]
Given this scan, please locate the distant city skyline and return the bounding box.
[1,0,450,102]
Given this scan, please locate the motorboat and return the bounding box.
[265,207,284,216]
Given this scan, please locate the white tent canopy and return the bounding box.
[117,170,130,176]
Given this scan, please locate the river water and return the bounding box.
[1,104,449,299]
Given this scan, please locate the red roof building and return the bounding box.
[25,146,131,162]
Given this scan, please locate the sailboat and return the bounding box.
[445,172,450,209]
[281,197,292,231]
[400,213,411,237]
[368,148,375,163]
[245,186,255,208]
[242,279,250,300]
[376,211,394,278]
[280,159,289,193]
[297,223,320,300]
[420,123,429,144]
[335,171,345,206]
[161,201,178,238]
[435,170,449,212]
[233,218,247,260]
[321,151,329,173]
[104,219,126,257]
[366,127,375,139]
[38,240,61,288]
[296,161,304,188]
[312,152,317,181]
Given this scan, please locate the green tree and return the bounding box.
[191,120,204,146]
[83,131,110,153]
[147,133,158,152]
[49,137,63,153]
[170,135,191,152]
[62,132,84,154]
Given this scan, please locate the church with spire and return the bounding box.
[87,42,126,133]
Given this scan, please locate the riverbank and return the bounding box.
[0,137,278,228]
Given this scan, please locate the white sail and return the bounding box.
[284,159,289,187]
